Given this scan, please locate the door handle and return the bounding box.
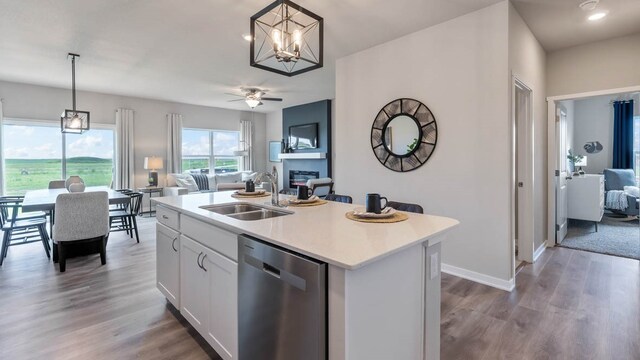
[518,182,524,188]
[200,254,207,272]
[197,252,203,269]
[171,237,178,252]
[162,215,169,220]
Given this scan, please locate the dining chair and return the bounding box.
[307,178,334,198]
[109,192,143,243]
[0,197,51,266]
[387,201,424,214]
[53,192,109,272]
[48,180,66,189]
[325,194,353,204]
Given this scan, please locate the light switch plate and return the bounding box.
[430,252,439,280]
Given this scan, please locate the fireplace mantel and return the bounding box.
[278,152,327,160]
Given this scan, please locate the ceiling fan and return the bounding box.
[226,88,283,109]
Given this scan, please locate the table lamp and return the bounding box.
[575,156,587,175]
[144,156,163,187]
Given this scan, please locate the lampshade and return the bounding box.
[144,156,164,170]
[245,99,261,108]
[575,157,587,167]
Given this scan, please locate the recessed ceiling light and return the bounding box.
[242,34,252,42]
[588,12,607,21]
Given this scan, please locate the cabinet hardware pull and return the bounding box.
[197,252,203,269]
[162,215,169,220]
[171,238,178,252]
[200,254,208,272]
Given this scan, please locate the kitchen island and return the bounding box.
[153,191,458,360]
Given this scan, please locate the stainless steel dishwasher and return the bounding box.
[238,234,327,360]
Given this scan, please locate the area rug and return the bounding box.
[561,215,640,260]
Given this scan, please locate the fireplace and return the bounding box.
[289,170,319,189]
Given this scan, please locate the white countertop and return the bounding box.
[153,192,459,270]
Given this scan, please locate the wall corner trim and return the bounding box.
[441,263,515,292]
[533,242,547,262]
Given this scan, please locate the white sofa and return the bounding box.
[165,171,258,196]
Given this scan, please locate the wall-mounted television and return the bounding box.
[289,123,318,150]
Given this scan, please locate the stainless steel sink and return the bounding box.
[200,202,292,221]
[200,203,265,215]
[227,209,291,221]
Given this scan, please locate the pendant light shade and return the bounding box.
[61,53,90,133]
[250,0,323,76]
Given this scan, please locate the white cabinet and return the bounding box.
[204,246,238,360]
[567,174,604,223]
[180,233,238,360]
[180,236,210,334]
[156,223,180,308]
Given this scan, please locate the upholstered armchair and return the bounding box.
[53,191,110,272]
[603,169,639,216]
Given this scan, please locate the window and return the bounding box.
[634,116,640,183]
[182,129,240,174]
[2,120,115,195]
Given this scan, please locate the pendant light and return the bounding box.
[61,53,90,133]
[250,0,323,76]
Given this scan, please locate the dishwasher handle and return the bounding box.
[263,262,281,278]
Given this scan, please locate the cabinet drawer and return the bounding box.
[157,206,180,230]
[181,215,238,262]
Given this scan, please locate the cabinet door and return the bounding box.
[180,236,210,334]
[156,223,180,308]
[204,248,238,360]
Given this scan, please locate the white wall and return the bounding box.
[0,80,267,190]
[508,3,547,252]
[265,110,284,189]
[572,93,640,174]
[547,32,640,97]
[335,2,512,283]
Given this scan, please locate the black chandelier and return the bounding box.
[61,53,90,134]
[250,0,323,77]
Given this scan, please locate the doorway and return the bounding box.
[512,76,535,272]
[547,86,640,260]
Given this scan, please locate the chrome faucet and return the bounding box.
[256,166,280,206]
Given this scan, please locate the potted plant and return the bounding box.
[567,150,584,176]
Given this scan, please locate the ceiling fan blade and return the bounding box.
[227,99,246,102]
[261,97,283,101]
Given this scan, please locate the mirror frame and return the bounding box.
[370,98,438,172]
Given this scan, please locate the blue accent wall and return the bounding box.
[282,100,331,190]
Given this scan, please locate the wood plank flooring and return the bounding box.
[1,217,638,359]
[441,246,640,360]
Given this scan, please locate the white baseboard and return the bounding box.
[533,243,547,262]
[441,263,515,292]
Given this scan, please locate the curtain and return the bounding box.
[115,108,135,189]
[167,113,183,174]
[240,119,253,171]
[0,99,4,195]
[612,100,634,169]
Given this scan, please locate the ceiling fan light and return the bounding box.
[245,99,261,108]
[588,11,607,21]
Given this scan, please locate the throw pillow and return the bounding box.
[174,174,199,192]
[624,186,640,198]
[167,173,183,187]
[206,174,217,191]
[216,172,243,184]
[242,172,258,182]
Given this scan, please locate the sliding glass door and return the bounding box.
[2,120,115,195]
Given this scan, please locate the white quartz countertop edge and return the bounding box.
[153,192,459,270]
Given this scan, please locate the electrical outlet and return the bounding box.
[430,252,439,280]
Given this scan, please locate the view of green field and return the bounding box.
[182,158,240,173]
[5,157,113,196]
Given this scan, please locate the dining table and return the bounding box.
[22,187,131,236]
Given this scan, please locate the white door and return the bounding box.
[205,248,238,360]
[180,236,209,333]
[556,108,569,243]
[156,223,180,308]
[515,83,533,262]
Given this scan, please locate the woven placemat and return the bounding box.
[231,192,271,199]
[287,199,329,207]
[345,211,409,223]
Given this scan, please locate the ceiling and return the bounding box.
[0,0,502,112]
[2,1,638,112]
[512,0,640,51]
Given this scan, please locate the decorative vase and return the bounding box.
[68,182,86,193]
[65,176,85,191]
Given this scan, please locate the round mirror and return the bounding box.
[384,115,421,155]
[370,98,438,172]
